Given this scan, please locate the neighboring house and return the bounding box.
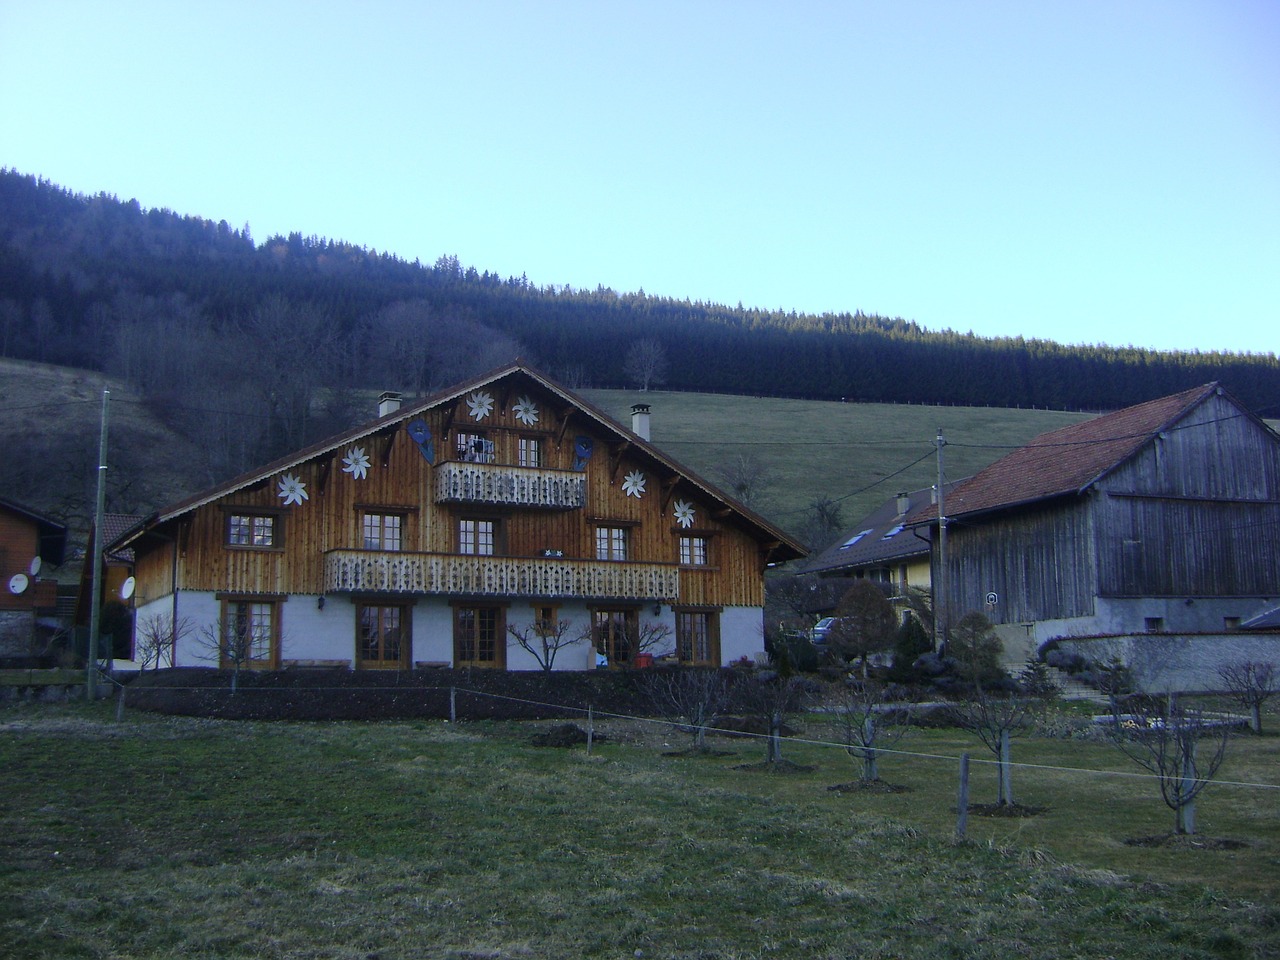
[908,383,1280,674]
[113,364,806,671]
[805,486,956,613]
[0,497,67,658]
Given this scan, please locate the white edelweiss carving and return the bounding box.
[341,446,370,480]
[622,469,647,499]
[513,395,540,426]
[277,473,309,506]
[674,499,696,528]
[466,390,494,421]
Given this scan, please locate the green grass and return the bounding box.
[2,700,1278,959]
[583,389,1095,537]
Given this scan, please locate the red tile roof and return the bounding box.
[911,383,1221,522]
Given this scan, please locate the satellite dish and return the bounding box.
[28,556,42,577]
[8,573,29,595]
[120,577,136,600]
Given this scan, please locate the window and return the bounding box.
[1144,617,1164,633]
[677,610,720,666]
[679,535,708,566]
[596,526,628,561]
[518,436,542,468]
[362,512,403,551]
[227,513,276,548]
[457,431,494,463]
[459,518,496,555]
[1224,616,1241,631]
[533,603,559,633]
[358,603,409,668]
[455,605,505,668]
[593,608,636,666]
[219,598,279,669]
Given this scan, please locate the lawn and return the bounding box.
[1,699,1277,960]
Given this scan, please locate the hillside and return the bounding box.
[4,168,1279,420]
[2,356,1098,549]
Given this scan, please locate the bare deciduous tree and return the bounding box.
[643,668,729,751]
[134,612,193,670]
[1218,660,1277,734]
[623,338,667,391]
[1107,693,1234,835]
[954,687,1036,808]
[739,672,811,765]
[828,680,911,784]
[507,618,588,672]
[714,453,775,512]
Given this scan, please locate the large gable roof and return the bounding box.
[912,383,1227,523]
[115,363,805,561]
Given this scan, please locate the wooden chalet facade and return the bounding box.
[0,497,67,657]
[114,364,805,671]
[910,383,1280,666]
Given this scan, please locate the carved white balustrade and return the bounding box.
[434,462,586,509]
[324,550,679,601]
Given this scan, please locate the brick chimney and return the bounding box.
[631,403,651,440]
[378,391,403,417]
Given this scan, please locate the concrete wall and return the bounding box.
[1053,633,1280,693]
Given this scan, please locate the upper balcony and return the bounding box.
[434,462,585,510]
[324,550,680,602]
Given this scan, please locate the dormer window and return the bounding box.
[840,529,872,549]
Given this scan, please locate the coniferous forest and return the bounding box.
[3,167,1278,488]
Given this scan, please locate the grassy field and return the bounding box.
[2,699,1277,959]
[582,388,1095,536]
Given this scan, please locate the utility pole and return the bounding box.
[87,390,109,700]
[935,427,947,655]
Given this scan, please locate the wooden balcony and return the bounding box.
[434,462,585,510]
[324,550,680,601]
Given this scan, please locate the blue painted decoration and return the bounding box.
[407,418,435,464]
[573,435,594,471]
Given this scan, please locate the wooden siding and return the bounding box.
[150,380,768,609]
[943,499,1096,625]
[0,508,40,612]
[1097,494,1280,597]
[1102,392,1280,501]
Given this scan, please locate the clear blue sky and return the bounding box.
[3,1,1277,354]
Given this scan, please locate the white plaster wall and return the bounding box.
[720,606,767,665]
[291,595,350,662]
[413,604,456,665]
[172,592,220,666]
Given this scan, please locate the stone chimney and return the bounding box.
[896,492,911,516]
[378,391,403,417]
[631,403,651,440]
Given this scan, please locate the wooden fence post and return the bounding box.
[956,753,970,840]
[449,686,457,723]
[586,705,595,755]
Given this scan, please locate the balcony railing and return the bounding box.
[324,550,680,601]
[434,462,585,510]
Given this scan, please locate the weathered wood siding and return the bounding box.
[1093,392,1280,597]
[944,499,1096,625]
[163,381,765,608]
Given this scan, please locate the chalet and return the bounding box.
[0,497,67,658]
[113,364,806,671]
[909,383,1280,673]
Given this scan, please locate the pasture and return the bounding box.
[2,697,1277,959]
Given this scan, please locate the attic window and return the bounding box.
[881,524,905,540]
[840,529,873,549]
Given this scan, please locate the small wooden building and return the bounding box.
[910,383,1280,664]
[114,364,806,671]
[0,497,67,658]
